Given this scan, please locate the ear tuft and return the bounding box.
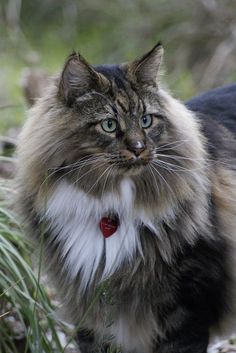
[58,52,109,105]
[127,42,164,86]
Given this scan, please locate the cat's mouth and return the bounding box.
[127,157,149,167]
[112,156,151,175]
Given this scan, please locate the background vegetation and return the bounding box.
[0,0,236,352]
[1,0,236,133]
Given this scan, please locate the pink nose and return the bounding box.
[127,140,146,156]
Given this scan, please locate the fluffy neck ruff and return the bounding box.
[44,179,153,289]
[42,165,210,292]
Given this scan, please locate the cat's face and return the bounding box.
[63,73,167,174]
[54,44,172,183]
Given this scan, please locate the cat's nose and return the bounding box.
[126,140,146,157]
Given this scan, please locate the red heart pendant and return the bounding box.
[99,217,119,238]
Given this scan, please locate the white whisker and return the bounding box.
[86,165,113,194]
[154,140,190,151]
[40,154,108,191]
[150,163,176,199]
[72,161,108,186]
[148,164,160,195]
[152,159,189,173]
[101,165,115,198]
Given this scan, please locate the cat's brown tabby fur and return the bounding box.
[15,43,236,353]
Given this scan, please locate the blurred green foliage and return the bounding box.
[0,0,236,132]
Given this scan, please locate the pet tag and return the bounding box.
[99,217,119,238]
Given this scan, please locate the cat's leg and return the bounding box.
[154,325,209,353]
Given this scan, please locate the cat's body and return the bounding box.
[187,83,236,135]
[15,44,236,353]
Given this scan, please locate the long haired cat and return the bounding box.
[15,43,236,353]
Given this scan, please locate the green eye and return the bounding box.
[140,114,153,129]
[101,119,118,133]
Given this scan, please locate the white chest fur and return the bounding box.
[44,178,158,290]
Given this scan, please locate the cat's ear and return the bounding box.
[126,42,163,86]
[58,52,109,105]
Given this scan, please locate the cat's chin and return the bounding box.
[116,161,149,176]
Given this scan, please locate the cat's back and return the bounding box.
[186,84,236,164]
[186,83,236,136]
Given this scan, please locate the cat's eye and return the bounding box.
[101,119,118,133]
[140,114,153,129]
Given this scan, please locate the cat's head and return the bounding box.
[57,43,164,177]
[18,43,207,204]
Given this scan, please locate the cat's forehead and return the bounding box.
[75,64,161,117]
[96,64,141,115]
[95,64,127,89]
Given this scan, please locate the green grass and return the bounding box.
[0,176,77,353]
